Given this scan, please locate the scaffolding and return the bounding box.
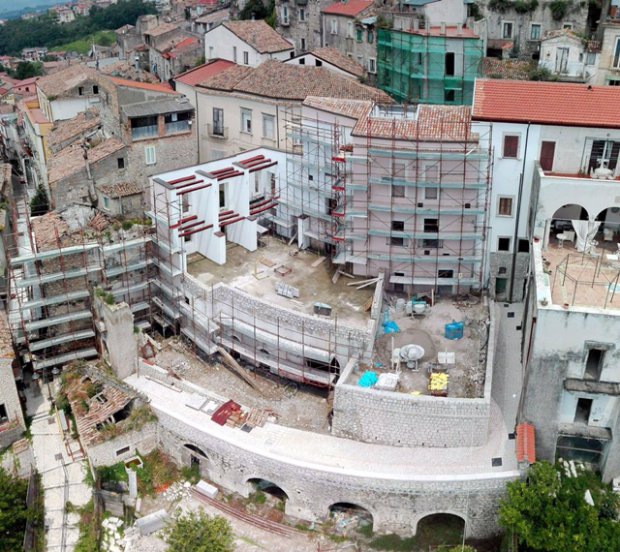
[149,158,377,390]
[5,198,154,373]
[377,19,484,105]
[281,101,493,295]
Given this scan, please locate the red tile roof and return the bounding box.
[175,59,236,87]
[222,20,293,54]
[411,25,479,39]
[473,79,620,129]
[110,77,176,94]
[323,0,373,16]
[516,422,536,464]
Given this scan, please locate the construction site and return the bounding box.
[377,16,484,105]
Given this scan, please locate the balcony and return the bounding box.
[164,120,191,135]
[207,123,228,140]
[131,125,158,141]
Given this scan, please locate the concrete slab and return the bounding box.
[186,237,374,329]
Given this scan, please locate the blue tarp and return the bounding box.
[359,371,378,387]
[383,320,400,334]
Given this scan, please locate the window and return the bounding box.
[233,46,237,63]
[299,57,306,65]
[347,21,353,38]
[503,135,519,158]
[392,220,405,231]
[330,18,338,35]
[243,51,249,65]
[281,5,289,25]
[145,145,156,165]
[116,446,130,456]
[530,23,541,40]
[585,348,605,380]
[78,86,84,95]
[315,59,322,66]
[390,220,405,246]
[367,29,374,43]
[540,141,556,171]
[208,46,214,59]
[502,21,513,39]
[498,237,511,251]
[563,23,573,29]
[0,404,8,423]
[424,218,439,233]
[368,58,376,74]
[392,185,405,198]
[299,7,306,21]
[497,196,514,217]
[574,398,593,424]
[588,140,620,172]
[445,52,455,76]
[356,27,363,42]
[117,157,125,169]
[614,37,620,69]
[262,113,275,140]
[212,107,224,136]
[438,269,454,279]
[93,85,99,94]
[300,37,306,51]
[586,51,597,65]
[518,239,530,253]
[444,89,455,102]
[241,108,252,134]
[421,239,443,248]
[425,187,438,200]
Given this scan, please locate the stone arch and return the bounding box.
[184,443,208,458]
[547,203,590,247]
[413,512,466,542]
[246,477,289,501]
[183,443,208,473]
[328,502,374,531]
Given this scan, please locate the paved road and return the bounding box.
[26,383,92,552]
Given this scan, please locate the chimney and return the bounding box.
[440,21,446,35]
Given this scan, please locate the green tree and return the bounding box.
[164,510,234,552]
[500,462,620,552]
[11,61,44,80]
[0,467,29,552]
[30,185,50,217]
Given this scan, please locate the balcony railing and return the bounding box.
[131,125,159,141]
[207,123,228,139]
[164,120,191,135]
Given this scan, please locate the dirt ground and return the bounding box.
[153,338,331,433]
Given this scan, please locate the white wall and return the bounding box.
[539,36,598,81]
[284,53,356,78]
[204,25,293,67]
[423,0,468,27]
[50,96,101,122]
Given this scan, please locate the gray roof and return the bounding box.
[122,97,193,118]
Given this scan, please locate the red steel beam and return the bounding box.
[170,215,197,230]
[176,183,212,195]
[220,216,245,228]
[238,154,265,166]
[173,179,204,190]
[178,224,213,238]
[218,170,244,181]
[168,175,195,185]
[249,161,278,173]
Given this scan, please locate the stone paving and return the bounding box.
[26,382,92,552]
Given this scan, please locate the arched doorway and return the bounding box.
[595,207,620,252]
[247,478,288,501]
[549,204,589,249]
[415,513,466,545]
[183,443,207,474]
[328,502,373,536]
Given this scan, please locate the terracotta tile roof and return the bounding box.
[37,64,99,98]
[28,107,50,125]
[195,8,228,24]
[165,36,200,59]
[222,20,293,53]
[200,60,392,102]
[115,24,135,34]
[303,96,372,120]
[48,137,125,184]
[32,211,72,251]
[175,59,236,87]
[101,62,162,83]
[111,77,176,93]
[473,79,620,128]
[311,47,365,77]
[144,22,180,37]
[516,422,536,464]
[98,181,143,197]
[48,110,101,150]
[353,105,475,142]
[322,0,373,17]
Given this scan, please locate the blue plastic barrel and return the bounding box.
[445,321,464,340]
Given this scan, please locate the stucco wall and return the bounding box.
[86,423,158,467]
